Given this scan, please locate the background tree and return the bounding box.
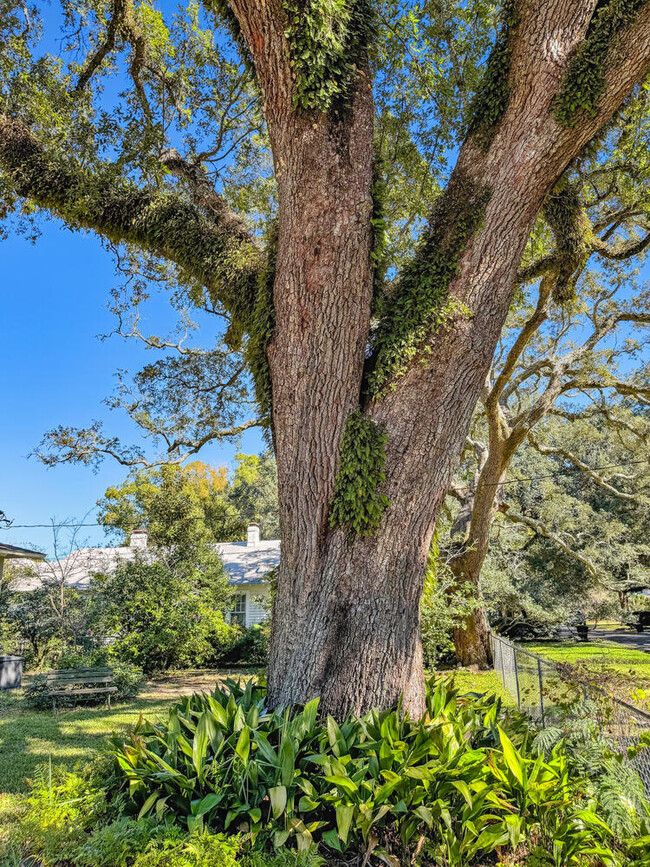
[225,451,279,539]
[444,139,650,663]
[99,453,280,544]
[99,461,242,548]
[3,0,650,714]
[478,402,650,637]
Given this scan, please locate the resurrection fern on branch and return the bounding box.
[329,410,389,535]
[367,173,490,395]
[466,0,519,148]
[282,0,375,112]
[554,0,648,127]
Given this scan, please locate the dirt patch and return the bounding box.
[140,668,254,701]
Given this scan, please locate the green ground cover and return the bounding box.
[0,669,512,862]
[0,670,507,795]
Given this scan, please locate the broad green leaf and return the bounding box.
[269,785,287,819]
[498,728,525,787]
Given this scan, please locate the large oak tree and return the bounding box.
[3,0,650,716]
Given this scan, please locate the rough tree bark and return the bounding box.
[3,0,650,716]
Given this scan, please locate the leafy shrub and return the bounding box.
[24,673,55,710]
[112,661,145,699]
[218,626,269,667]
[533,702,650,838]
[15,762,107,862]
[110,678,647,865]
[92,560,234,674]
[240,850,324,867]
[73,821,238,867]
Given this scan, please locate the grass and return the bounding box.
[441,669,513,705]
[524,640,650,709]
[0,669,233,794]
[524,639,650,665]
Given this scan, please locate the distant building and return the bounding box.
[9,523,277,629]
[0,542,46,580]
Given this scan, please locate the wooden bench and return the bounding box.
[43,667,117,711]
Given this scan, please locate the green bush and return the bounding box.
[92,560,234,674]
[109,678,650,865]
[112,661,145,699]
[218,626,269,667]
[73,817,161,867]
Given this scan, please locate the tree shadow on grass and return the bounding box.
[0,694,172,794]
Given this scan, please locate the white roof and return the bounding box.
[9,539,280,591]
[215,540,280,585]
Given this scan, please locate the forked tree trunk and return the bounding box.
[2,1,650,717]
[244,0,650,718]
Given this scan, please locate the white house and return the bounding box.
[9,523,278,629]
[0,542,46,580]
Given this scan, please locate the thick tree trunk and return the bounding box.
[256,0,650,711]
[448,448,509,667]
[453,607,492,669]
[5,0,648,719]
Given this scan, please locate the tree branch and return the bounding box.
[0,115,262,323]
[502,508,601,582]
[526,431,638,500]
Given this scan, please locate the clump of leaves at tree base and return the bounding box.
[108,678,650,866]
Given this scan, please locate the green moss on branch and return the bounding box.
[244,219,278,427]
[282,0,374,112]
[466,0,518,149]
[542,183,591,303]
[329,411,390,535]
[367,173,491,396]
[554,0,647,127]
[0,117,260,318]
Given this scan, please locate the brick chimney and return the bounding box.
[247,523,260,547]
[130,527,148,549]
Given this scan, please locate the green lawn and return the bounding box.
[523,640,650,709]
[524,639,650,665]
[440,669,513,705]
[0,690,171,794]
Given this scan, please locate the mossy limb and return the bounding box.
[554,0,648,128]
[466,0,519,149]
[543,183,591,303]
[367,172,491,396]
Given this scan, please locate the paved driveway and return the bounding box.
[590,627,650,652]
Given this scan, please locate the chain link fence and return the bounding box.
[491,632,650,795]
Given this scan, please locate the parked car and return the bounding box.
[627,611,650,633]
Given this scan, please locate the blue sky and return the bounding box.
[0,224,264,557]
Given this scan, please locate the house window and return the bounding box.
[230,593,247,627]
